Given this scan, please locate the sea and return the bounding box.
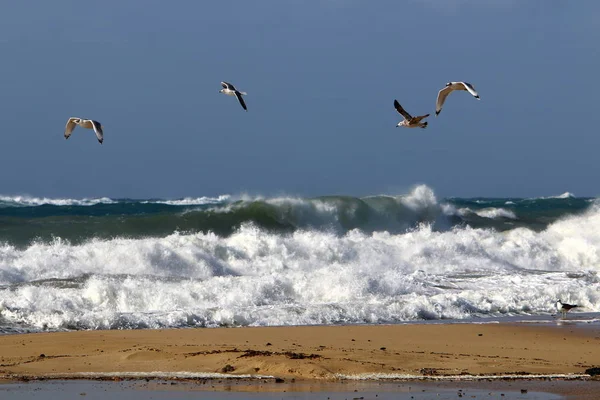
[0,184,599,334]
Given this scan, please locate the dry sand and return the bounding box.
[0,323,598,381]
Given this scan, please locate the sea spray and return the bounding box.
[0,191,599,331]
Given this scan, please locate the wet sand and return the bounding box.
[3,379,600,400]
[0,323,598,381]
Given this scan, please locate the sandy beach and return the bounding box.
[0,323,598,381]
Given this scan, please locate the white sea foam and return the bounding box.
[73,371,274,379]
[441,205,517,220]
[533,192,576,200]
[145,195,231,206]
[0,194,232,207]
[555,192,576,199]
[24,371,591,381]
[440,203,460,216]
[1,189,600,331]
[0,195,116,207]
[474,208,517,219]
[399,184,438,211]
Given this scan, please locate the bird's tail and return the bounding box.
[421,122,428,128]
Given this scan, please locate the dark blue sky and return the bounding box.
[0,1,598,199]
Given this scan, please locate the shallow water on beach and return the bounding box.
[0,380,567,400]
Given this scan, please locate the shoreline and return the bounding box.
[0,322,598,383]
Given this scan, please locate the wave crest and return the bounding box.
[0,195,116,207]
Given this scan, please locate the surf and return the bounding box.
[0,193,599,332]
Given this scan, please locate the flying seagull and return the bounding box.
[219,81,247,111]
[435,81,480,116]
[556,300,578,318]
[64,117,104,144]
[394,100,429,128]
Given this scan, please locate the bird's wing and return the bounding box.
[394,100,412,119]
[64,118,77,139]
[235,91,247,111]
[411,114,430,123]
[221,81,235,90]
[460,82,480,98]
[435,86,454,115]
[90,120,104,144]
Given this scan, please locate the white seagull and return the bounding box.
[394,100,429,128]
[435,81,480,116]
[219,81,247,111]
[64,117,104,144]
[556,300,578,318]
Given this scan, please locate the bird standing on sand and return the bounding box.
[219,81,248,111]
[556,300,578,318]
[64,118,104,144]
[435,81,480,116]
[394,100,430,128]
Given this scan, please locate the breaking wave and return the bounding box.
[0,185,599,332]
[0,185,592,247]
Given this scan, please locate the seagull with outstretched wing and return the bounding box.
[219,81,248,111]
[435,81,480,116]
[394,100,429,128]
[64,117,104,144]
